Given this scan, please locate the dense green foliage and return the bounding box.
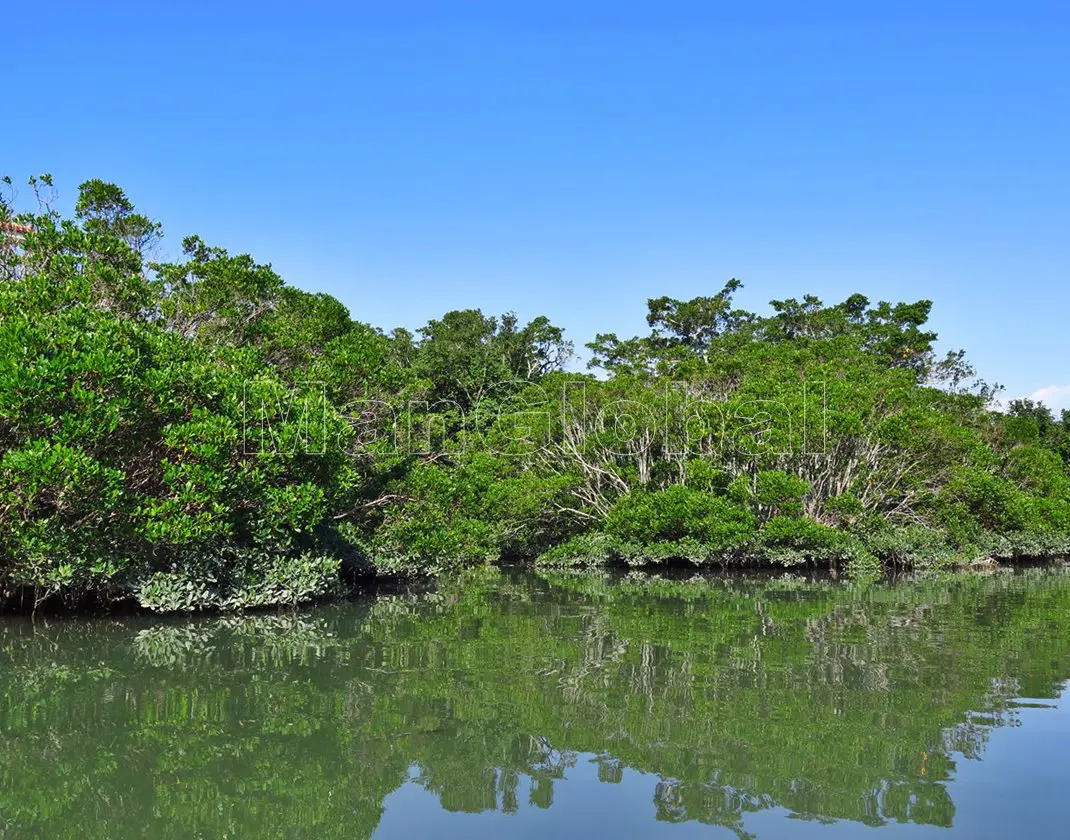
[3,568,1070,836]
[2,177,1068,609]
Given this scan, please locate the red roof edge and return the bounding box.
[1,220,32,235]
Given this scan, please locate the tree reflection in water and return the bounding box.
[2,567,1069,838]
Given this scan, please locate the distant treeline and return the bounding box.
[2,177,1068,610]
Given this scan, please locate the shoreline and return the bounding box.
[4,551,1066,619]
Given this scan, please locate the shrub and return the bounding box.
[753,470,811,518]
[755,516,858,566]
[863,525,960,570]
[605,486,757,550]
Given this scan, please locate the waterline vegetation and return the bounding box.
[2,177,1069,611]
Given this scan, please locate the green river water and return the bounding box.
[2,566,1070,838]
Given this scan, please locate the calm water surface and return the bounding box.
[2,567,1070,838]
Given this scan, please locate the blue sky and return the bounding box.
[4,2,1069,408]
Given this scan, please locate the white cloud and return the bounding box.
[1030,384,1070,412]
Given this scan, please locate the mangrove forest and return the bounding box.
[2,177,1069,612]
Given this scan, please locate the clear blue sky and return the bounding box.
[5,2,1069,408]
